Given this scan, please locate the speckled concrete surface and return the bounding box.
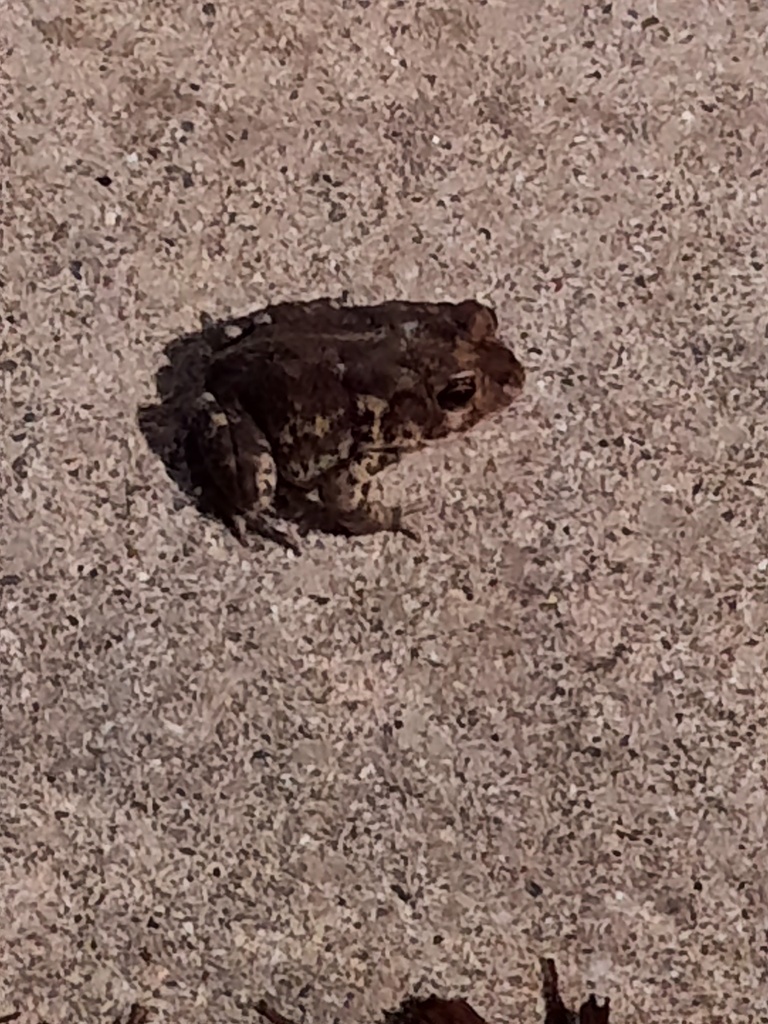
[3,1,768,1021]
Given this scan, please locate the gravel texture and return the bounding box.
[3,1,768,1021]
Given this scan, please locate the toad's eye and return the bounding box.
[436,372,476,410]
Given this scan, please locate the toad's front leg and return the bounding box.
[316,450,422,542]
[189,391,299,553]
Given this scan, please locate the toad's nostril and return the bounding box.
[510,362,525,389]
[503,372,524,398]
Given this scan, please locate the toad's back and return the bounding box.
[204,323,430,439]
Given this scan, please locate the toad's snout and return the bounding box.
[503,357,526,397]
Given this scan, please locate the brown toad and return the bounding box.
[189,298,525,551]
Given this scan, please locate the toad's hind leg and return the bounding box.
[190,392,299,553]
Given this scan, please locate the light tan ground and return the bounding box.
[2,1,768,1021]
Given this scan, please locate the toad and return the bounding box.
[188,298,525,552]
